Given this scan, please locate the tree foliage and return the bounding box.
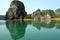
[32,9,41,17]
[41,9,55,18]
[25,14,32,19]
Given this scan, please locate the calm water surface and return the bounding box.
[0,20,60,40]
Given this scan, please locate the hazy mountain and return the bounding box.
[55,8,60,14]
[0,15,5,20]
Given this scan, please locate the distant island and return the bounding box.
[0,15,5,20]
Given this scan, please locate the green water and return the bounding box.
[0,20,60,40]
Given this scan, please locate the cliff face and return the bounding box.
[6,0,27,20]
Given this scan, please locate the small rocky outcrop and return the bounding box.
[6,0,27,20]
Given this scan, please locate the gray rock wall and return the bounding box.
[6,0,27,20]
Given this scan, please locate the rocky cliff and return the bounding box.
[6,0,27,20]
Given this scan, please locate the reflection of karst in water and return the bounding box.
[40,20,56,28]
[6,20,27,40]
[32,20,56,30]
[32,21,41,30]
[56,24,60,29]
[24,21,32,25]
[55,21,60,29]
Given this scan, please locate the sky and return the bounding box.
[0,0,60,15]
